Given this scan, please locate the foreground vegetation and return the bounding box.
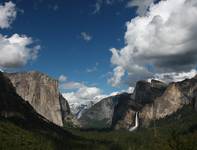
[0,106,197,150]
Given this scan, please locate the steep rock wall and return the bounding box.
[5,71,64,126]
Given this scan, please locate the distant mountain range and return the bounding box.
[2,71,197,131]
[1,70,197,149]
[69,101,95,119]
[79,77,197,130]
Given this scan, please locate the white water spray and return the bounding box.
[129,112,139,132]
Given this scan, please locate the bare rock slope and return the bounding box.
[0,71,74,138]
[80,77,197,130]
[5,71,70,126]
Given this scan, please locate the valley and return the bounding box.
[0,71,197,150]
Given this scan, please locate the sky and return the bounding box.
[1,0,197,106]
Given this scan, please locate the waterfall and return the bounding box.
[129,112,139,132]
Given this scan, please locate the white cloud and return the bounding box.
[150,69,197,83]
[127,0,156,16]
[0,2,40,68]
[0,1,17,29]
[62,82,134,107]
[62,84,102,105]
[127,86,134,93]
[108,66,125,87]
[81,32,92,42]
[86,62,99,73]
[58,75,67,82]
[60,76,125,113]
[61,81,84,90]
[92,0,123,14]
[0,34,40,68]
[110,0,197,87]
[60,75,135,114]
[86,67,97,73]
[93,0,103,14]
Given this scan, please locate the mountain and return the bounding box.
[140,77,197,127]
[80,77,197,130]
[5,71,71,126]
[133,79,167,105]
[0,71,113,150]
[1,71,197,149]
[79,93,140,128]
[0,71,74,140]
[69,101,95,119]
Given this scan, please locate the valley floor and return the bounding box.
[0,106,197,150]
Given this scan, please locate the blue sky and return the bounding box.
[1,0,197,105]
[1,0,137,94]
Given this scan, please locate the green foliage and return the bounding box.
[0,121,55,150]
[1,105,197,150]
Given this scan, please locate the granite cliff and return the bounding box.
[79,93,142,129]
[5,71,71,126]
[80,77,197,130]
[0,71,74,138]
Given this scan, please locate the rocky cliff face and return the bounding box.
[140,83,187,126]
[79,93,142,129]
[80,76,197,130]
[140,77,197,127]
[134,80,167,105]
[59,94,71,121]
[5,71,70,126]
[111,94,142,130]
[0,71,74,138]
[79,95,117,129]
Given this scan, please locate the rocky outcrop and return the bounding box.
[140,83,188,126]
[59,94,71,121]
[111,95,142,130]
[79,95,117,129]
[0,71,74,138]
[80,76,197,130]
[79,93,141,129]
[134,80,167,105]
[177,76,197,110]
[139,77,197,127]
[5,71,70,126]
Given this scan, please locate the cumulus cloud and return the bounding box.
[58,75,67,82]
[0,1,17,29]
[0,2,40,68]
[0,34,40,68]
[63,86,102,104]
[61,81,84,90]
[80,32,92,42]
[60,75,129,113]
[60,75,135,114]
[62,86,105,114]
[108,66,125,87]
[62,81,134,107]
[127,0,156,16]
[110,0,197,87]
[61,81,103,106]
[150,69,197,83]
